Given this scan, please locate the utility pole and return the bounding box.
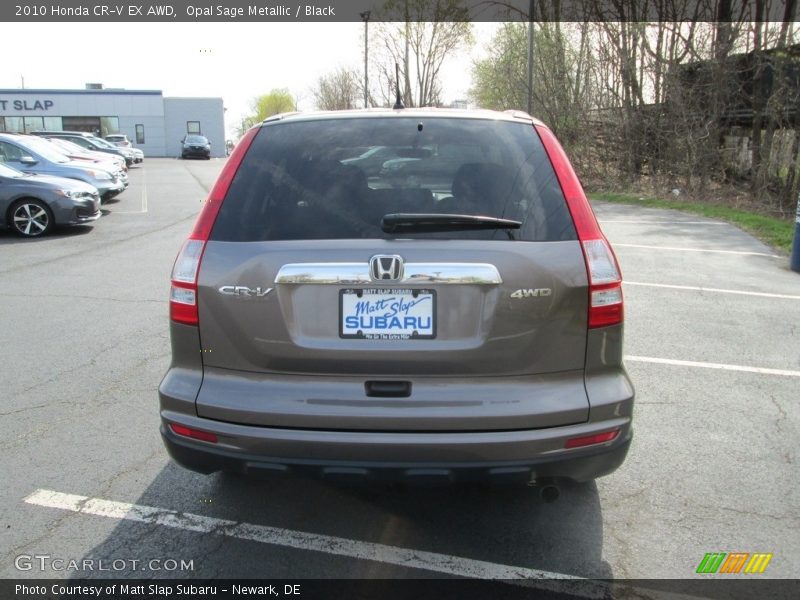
[404,0,411,106]
[792,190,800,272]
[792,93,800,273]
[527,0,534,115]
[360,11,370,109]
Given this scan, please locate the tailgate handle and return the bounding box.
[365,381,412,398]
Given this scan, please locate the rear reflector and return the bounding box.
[170,423,218,443]
[565,430,619,449]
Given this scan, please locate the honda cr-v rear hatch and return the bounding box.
[184,114,604,431]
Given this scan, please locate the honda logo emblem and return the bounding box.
[369,255,404,281]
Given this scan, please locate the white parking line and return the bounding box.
[113,168,148,214]
[624,281,800,300]
[612,243,780,258]
[142,169,148,212]
[24,489,605,596]
[625,356,800,378]
[599,220,728,225]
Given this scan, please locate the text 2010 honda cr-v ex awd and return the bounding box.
[159,109,634,485]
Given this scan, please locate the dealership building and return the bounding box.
[0,85,226,157]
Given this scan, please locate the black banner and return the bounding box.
[2,579,800,600]
[0,0,796,23]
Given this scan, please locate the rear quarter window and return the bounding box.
[211,117,577,243]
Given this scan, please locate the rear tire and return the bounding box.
[9,198,53,237]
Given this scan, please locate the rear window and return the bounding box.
[211,117,577,242]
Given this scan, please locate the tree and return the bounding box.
[312,67,361,111]
[237,88,296,137]
[470,23,528,111]
[372,0,473,107]
[470,22,595,167]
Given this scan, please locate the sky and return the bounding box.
[0,22,500,138]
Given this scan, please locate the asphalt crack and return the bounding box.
[0,293,165,305]
[0,404,48,417]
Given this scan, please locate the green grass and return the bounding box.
[589,192,795,254]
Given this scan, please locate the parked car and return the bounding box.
[181,135,211,159]
[159,109,633,489]
[93,136,142,164]
[0,162,100,237]
[341,145,419,176]
[30,131,135,166]
[0,133,125,201]
[379,144,485,188]
[44,137,128,188]
[47,137,127,173]
[104,134,132,148]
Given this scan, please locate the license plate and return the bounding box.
[340,288,436,339]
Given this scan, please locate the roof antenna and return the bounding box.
[393,63,405,110]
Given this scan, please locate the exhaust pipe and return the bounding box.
[539,484,560,503]
[529,477,561,502]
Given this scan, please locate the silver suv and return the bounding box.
[159,109,634,487]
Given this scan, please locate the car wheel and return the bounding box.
[10,198,54,237]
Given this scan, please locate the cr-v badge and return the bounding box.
[218,286,273,297]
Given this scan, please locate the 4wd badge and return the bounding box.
[510,288,552,298]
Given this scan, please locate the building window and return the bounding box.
[2,117,23,133]
[63,116,101,134]
[43,117,63,131]
[0,117,4,132]
[100,117,120,137]
[136,124,145,144]
[24,116,44,133]
[187,121,201,134]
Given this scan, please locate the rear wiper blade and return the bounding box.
[382,213,521,234]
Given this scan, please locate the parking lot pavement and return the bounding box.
[1,166,798,585]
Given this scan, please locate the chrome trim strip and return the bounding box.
[275,263,502,285]
[275,263,371,285]
[403,263,503,284]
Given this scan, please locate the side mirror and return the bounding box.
[20,156,38,165]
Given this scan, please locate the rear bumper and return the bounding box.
[159,415,632,484]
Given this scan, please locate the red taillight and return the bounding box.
[565,429,619,449]
[169,126,261,326]
[169,239,205,326]
[170,423,218,443]
[583,239,624,328]
[535,125,623,328]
